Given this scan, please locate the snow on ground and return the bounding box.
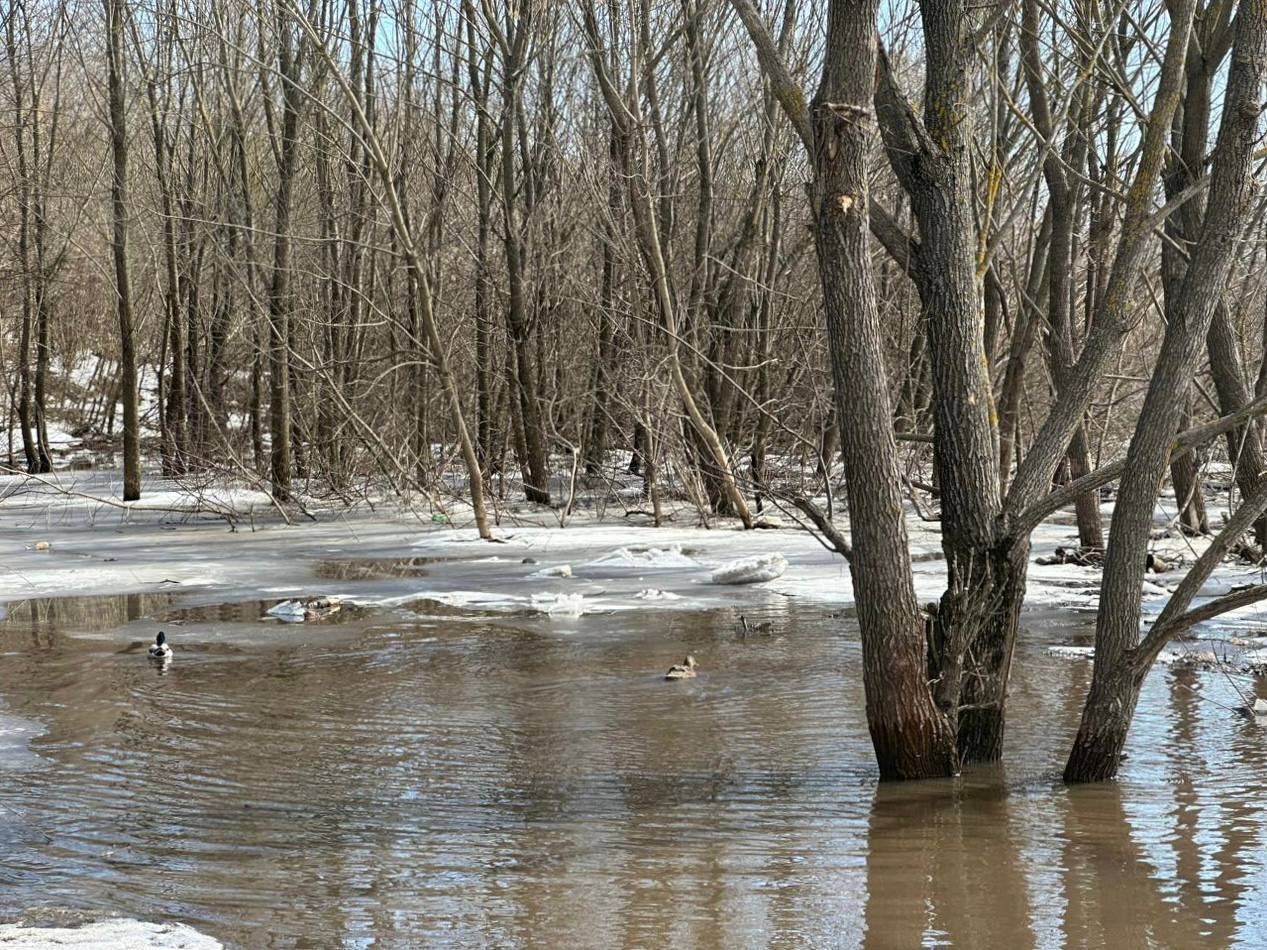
[0,919,221,948]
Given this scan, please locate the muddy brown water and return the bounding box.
[2,597,1267,948]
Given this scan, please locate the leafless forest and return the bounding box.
[3,0,1267,783]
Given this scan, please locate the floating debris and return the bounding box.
[1035,546,1102,567]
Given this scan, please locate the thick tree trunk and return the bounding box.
[805,0,956,777]
[953,540,1029,762]
[874,0,1017,754]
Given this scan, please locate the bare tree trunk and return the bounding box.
[264,3,303,501]
[584,130,620,479]
[5,5,43,473]
[731,0,956,777]
[1066,0,1267,782]
[873,0,1012,758]
[105,0,140,500]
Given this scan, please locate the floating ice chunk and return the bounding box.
[582,544,699,570]
[1048,645,1095,660]
[711,552,787,585]
[528,563,573,578]
[266,596,341,623]
[531,592,588,617]
[633,588,681,600]
[267,600,308,622]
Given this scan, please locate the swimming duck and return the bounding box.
[665,655,697,680]
[148,631,172,661]
[1237,697,1267,719]
[737,614,773,636]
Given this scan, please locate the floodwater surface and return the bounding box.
[2,594,1267,948]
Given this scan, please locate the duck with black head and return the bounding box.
[148,631,172,662]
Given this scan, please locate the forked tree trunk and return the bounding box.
[1066,0,1267,782]
[873,0,1011,755]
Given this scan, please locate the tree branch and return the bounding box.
[1132,479,1267,669]
[1137,585,1267,662]
[791,496,853,561]
[1012,394,1267,538]
[727,0,812,154]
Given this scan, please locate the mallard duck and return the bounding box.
[665,655,697,680]
[1146,553,1172,574]
[148,631,172,661]
[737,614,773,636]
[1237,698,1267,719]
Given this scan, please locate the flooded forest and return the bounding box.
[3,0,1267,945]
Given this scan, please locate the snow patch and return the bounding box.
[1048,645,1095,660]
[0,919,221,948]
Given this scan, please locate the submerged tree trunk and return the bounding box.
[1066,0,1267,782]
[731,0,956,777]
[873,0,1010,758]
